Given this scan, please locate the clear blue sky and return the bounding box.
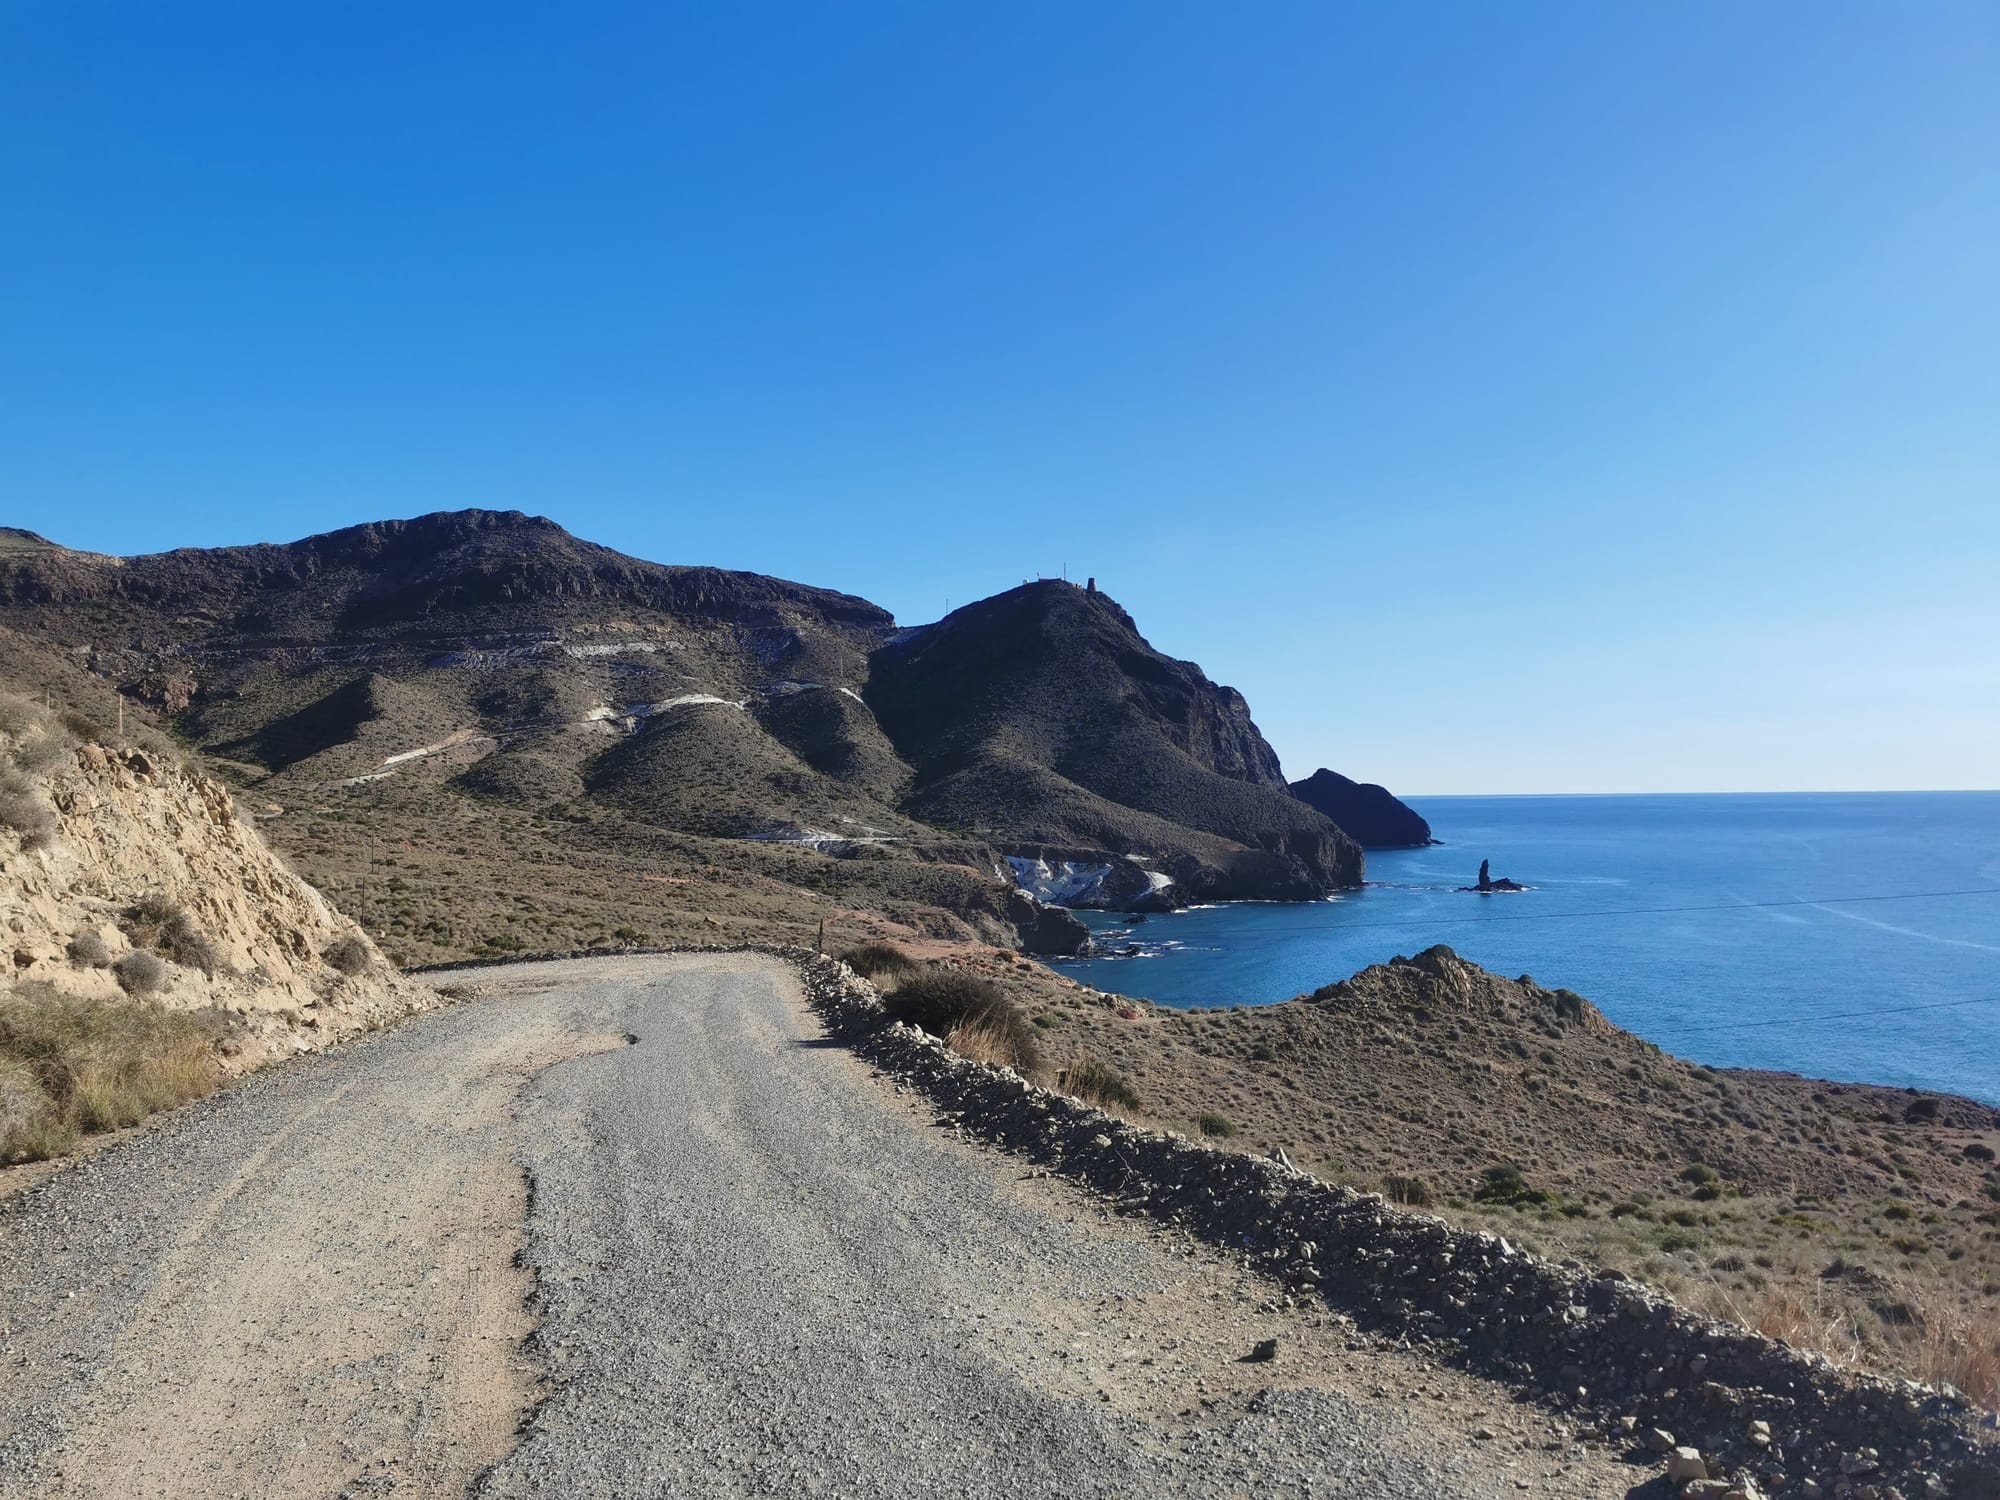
[3,2,1994,794]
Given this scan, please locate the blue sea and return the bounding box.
[1047,793,2000,1104]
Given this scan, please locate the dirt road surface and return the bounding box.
[0,954,1644,1498]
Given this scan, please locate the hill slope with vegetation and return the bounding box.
[0,513,1404,962]
[0,673,420,1165]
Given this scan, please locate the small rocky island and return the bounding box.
[1461,858,1526,893]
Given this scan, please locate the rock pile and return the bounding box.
[790,949,2000,1500]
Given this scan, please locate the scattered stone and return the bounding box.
[1667,1447,1708,1484]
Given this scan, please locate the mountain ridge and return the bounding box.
[0,510,1412,954]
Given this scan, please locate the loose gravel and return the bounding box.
[3,953,1638,1499]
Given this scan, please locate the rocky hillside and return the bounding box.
[1289,767,1433,848]
[0,693,423,1072]
[0,514,1399,960]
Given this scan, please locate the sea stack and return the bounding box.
[1463,858,1526,893]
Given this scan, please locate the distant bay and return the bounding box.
[1046,792,2000,1104]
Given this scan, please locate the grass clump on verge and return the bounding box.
[0,983,220,1163]
[883,967,1039,1072]
[121,895,222,977]
[1062,1056,1141,1113]
[838,942,917,981]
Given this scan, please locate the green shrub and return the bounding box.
[884,968,1038,1071]
[1196,1111,1236,1138]
[839,942,917,980]
[1384,1173,1432,1208]
[1682,1163,1721,1185]
[1473,1163,1552,1207]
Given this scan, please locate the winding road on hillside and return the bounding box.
[0,955,1639,1498]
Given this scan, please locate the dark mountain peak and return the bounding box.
[867,580,1362,897]
[920,579,1139,647]
[1290,767,1433,848]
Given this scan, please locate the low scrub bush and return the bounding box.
[884,968,1039,1072]
[1196,1111,1236,1138]
[0,694,39,736]
[1473,1163,1552,1207]
[10,725,74,776]
[113,950,169,995]
[839,942,917,981]
[1063,1056,1141,1112]
[0,983,219,1163]
[0,771,57,849]
[65,930,113,968]
[57,708,110,744]
[122,895,222,977]
[322,934,373,976]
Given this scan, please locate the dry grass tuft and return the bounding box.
[0,983,220,1163]
[1736,1279,1869,1370]
[945,1013,1032,1069]
[885,967,1039,1072]
[1911,1294,2000,1409]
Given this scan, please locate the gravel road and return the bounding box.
[0,954,1644,1498]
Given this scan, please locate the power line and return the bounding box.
[1084,885,2000,942]
[1669,995,2000,1035]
